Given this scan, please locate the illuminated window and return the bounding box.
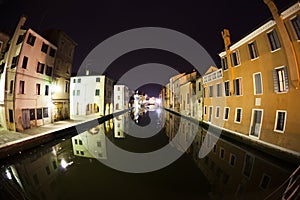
[248,41,259,59]
[274,110,287,133]
[273,67,288,93]
[231,50,240,66]
[291,15,300,40]
[267,30,281,51]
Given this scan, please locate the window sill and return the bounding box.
[270,48,281,53]
[250,57,259,61]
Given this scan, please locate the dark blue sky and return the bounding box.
[0,0,297,96]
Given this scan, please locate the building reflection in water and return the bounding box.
[166,111,292,200]
[72,123,107,160]
[0,110,294,200]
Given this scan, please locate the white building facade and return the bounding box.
[113,85,129,112]
[70,75,114,119]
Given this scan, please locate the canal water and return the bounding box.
[0,109,296,200]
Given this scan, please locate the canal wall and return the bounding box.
[0,109,129,160]
[164,108,300,166]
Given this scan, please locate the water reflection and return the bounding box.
[0,110,295,200]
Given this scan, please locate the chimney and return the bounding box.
[222,29,231,50]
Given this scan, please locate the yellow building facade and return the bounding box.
[203,2,300,153]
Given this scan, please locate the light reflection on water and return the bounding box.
[0,109,295,200]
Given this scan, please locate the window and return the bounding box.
[52,161,57,170]
[186,93,190,104]
[224,107,229,120]
[203,87,206,98]
[45,166,50,175]
[235,108,242,123]
[231,50,240,66]
[224,81,230,96]
[45,85,49,96]
[26,33,36,46]
[208,106,213,122]
[45,66,53,76]
[36,83,41,95]
[72,90,75,96]
[11,56,18,68]
[216,83,222,97]
[204,105,207,115]
[248,41,259,59]
[16,34,24,45]
[96,77,100,82]
[267,29,281,51]
[260,174,271,190]
[213,144,217,153]
[215,107,220,118]
[29,109,35,120]
[209,85,214,97]
[41,42,48,53]
[9,109,14,123]
[243,154,254,178]
[0,63,4,73]
[234,78,242,96]
[250,109,263,138]
[19,80,25,94]
[220,147,225,160]
[221,56,228,70]
[95,89,100,96]
[274,110,287,133]
[65,81,69,93]
[77,90,80,96]
[49,48,56,57]
[253,73,263,95]
[117,96,120,100]
[37,108,42,119]
[22,56,28,69]
[78,78,81,83]
[273,67,288,93]
[291,15,300,40]
[9,80,13,94]
[79,140,83,145]
[229,153,236,166]
[43,108,49,118]
[73,79,76,83]
[37,62,45,74]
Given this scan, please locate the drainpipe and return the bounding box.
[264,0,300,89]
[222,29,235,95]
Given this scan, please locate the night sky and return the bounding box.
[0,0,297,96]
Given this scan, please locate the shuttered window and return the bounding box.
[273,67,288,93]
[267,30,281,51]
[291,15,300,40]
[253,73,263,95]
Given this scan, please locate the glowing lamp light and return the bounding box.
[60,159,73,169]
[156,98,161,104]
[5,169,12,180]
[52,84,61,93]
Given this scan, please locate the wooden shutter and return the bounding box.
[273,69,279,92]
[283,67,289,91]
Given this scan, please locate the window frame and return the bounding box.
[267,29,281,52]
[249,109,264,138]
[253,72,263,95]
[248,41,259,60]
[230,50,241,67]
[223,107,230,121]
[215,106,220,119]
[234,108,242,123]
[274,110,287,133]
[233,77,243,96]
